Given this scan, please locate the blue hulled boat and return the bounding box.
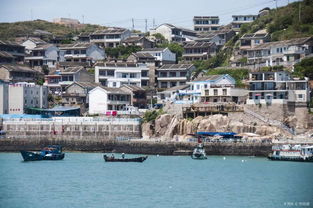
[20,145,65,161]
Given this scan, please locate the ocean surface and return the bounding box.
[0,153,312,208]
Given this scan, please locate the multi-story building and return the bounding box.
[175,74,237,104]
[182,42,216,62]
[62,82,99,114]
[150,23,198,42]
[21,37,47,54]
[95,62,150,88]
[247,71,309,105]
[0,81,9,114]
[0,82,48,114]
[196,28,236,48]
[193,16,220,32]
[44,66,93,93]
[78,32,90,42]
[53,18,80,27]
[122,36,155,48]
[240,29,270,50]
[59,42,105,64]
[90,27,131,48]
[0,40,25,63]
[231,15,258,32]
[247,37,313,68]
[88,86,131,114]
[0,64,43,83]
[137,48,176,65]
[120,85,147,108]
[156,64,195,89]
[25,44,59,68]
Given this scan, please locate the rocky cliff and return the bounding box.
[142,113,287,140]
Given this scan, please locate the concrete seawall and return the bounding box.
[0,138,272,156]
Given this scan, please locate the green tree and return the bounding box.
[293,57,313,79]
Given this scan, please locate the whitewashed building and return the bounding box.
[95,62,150,88]
[150,23,198,42]
[0,82,48,114]
[59,42,105,64]
[25,44,59,68]
[193,16,220,32]
[88,86,131,114]
[90,27,131,48]
[247,71,309,105]
[21,38,47,54]
[137,48,176,65]
[232,15,258,32]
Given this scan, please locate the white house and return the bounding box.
[59,42,105,64]
[193,16,220,32]
[137,48,176,65]
[175,74,236,104]
[150,23,198,42]
[95,62,150,88]
[89,27,131,48]
[88,86,131,114]
[25,44,59,68]
[21,37,47,54]
[247,71,309,105]
[232,15,258,32]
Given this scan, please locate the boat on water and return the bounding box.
[103,154,148,162]
[20,145,65,161]
[191,137,207,160]
[268,144,313,162]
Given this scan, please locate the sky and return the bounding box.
[0,0,298,31]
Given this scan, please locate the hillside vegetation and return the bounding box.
[241,0,313,41]
[0,19,106,41]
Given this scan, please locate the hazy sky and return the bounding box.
[0,0,297,31]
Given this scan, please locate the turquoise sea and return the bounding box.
[0,153,312,208]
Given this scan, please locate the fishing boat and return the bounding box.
[20,145,65,161]
[103,154,148,162]
[268,144,313,162]
[191,137,207,160]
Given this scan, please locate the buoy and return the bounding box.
[223,157,226,160]
[157,154,160,157]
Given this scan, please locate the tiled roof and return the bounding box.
[122,84,145,91]
[0,51,15,58]
[0,64,41,73]
[32,44,54,50]
[132,52,155,59]
[59,42,94,50]
[60,66,84,74]
[123,36,144,43]
[58,62,89,67]
[249,37,312,50]
[161,84,189,92]
[158,64,194,70]
[27,37,47,45]
[70,81,99,89]
[98,62,139,67]
[192,75,223,82]
[100,86,130,94]
[0,40,23,47]
[184,42,214,48]
[140,48,165,52]
[91,27,128,35]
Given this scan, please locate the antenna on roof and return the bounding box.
[145,19,148,32]
[153,18,156,28]
[132,18,134,31]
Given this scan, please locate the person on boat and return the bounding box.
[111,153,115,159]
[122,153,125,159]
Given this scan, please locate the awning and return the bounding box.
[255,94,261,96]
[266,94,273,96]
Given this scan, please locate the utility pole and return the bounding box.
[82,15,84,24]
[153,18,156,28]
[299,1,301,23]
[132,18,134,31]
[145,19,148,33]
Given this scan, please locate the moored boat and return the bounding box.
[103,154,148,162]
[191,137,207,160]
[20,145,65,161]
[268,144,313,162]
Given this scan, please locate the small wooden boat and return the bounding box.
[191,137,207,160]
[103,154,148,162]
[20,145,65,161]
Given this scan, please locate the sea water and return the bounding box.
[0,153,312,208]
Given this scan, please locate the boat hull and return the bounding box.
[20,151,65,161]
[104,155,148,162]
[268,156,313,162]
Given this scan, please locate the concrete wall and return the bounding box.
[89,87,108,114]
[0,83,9,114]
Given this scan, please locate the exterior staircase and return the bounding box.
[244,107,295,135]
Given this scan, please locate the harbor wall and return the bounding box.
[0,138,273,156]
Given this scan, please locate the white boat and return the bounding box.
[268,144,313,162]
[191,142,207,160]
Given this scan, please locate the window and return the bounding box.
[214,89,218,96]
[74,50,80,54]
[113,82,116,87]
[170,72,176,77]
[141,71,148,77]
[170,82,177,87]
[161,82,168,88]
[197,85,200,90]
[122,73,127,78]
[107,70,114,76]
[180,72,186,77]
[130,73,136,78]
[81,50,86,54]
[222,89,227,96]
